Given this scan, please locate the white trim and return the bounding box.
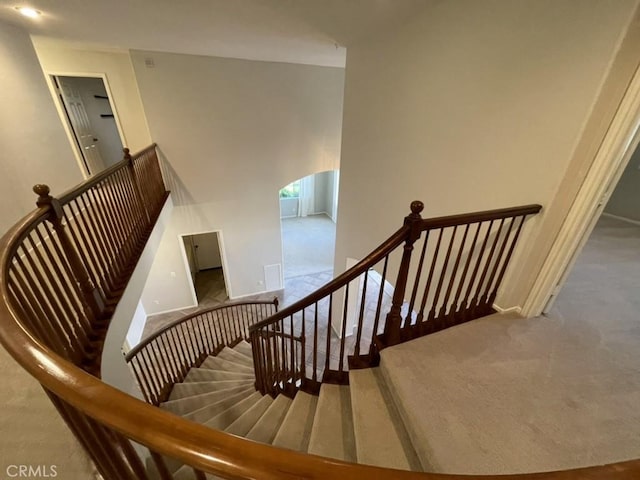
[228,288,282,301]
[493,304,522,315]
[521,64,640,317]
[43,71,128,178]
[601,212,640,226]
[178,229,233,303]
[145,304,192,317]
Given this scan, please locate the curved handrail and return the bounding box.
[1,179,639,478]
[2,243,640,480]
[125,298,278,404]
[125,299,278,361]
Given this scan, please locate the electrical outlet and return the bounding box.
[170,271,176,278]
[258,280,264,286]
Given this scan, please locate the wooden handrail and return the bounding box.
[418,204,542,230]
[125,298,278,404]
[2,165,640,480]
[2,250,640,479]
[125,299,278,361]
[249,225,410,332]
[249,202,544,396]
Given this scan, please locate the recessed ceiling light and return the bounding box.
[15,7,41,18]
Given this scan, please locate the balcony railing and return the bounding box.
[1,147,639,479]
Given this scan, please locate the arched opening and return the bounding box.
[279,170,339,281]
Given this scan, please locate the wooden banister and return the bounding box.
[4,166,640,480]
[125,299,278,404]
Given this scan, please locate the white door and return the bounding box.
[193,232,223,270]
[57,77,106,175]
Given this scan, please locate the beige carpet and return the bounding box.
[0,347,97,478]
[380,215,640,474]
[282,214,335,279]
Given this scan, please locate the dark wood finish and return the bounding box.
[11,180,638,480]
[251,201,542,397]
[125,299,277,404]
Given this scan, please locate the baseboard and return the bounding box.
[492,303,522,315]
[601,212,640,226]
[146,303,196,317]
[228,288,282,301]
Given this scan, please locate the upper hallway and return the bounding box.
[2,0,640,334]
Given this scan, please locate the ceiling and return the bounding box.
[0,0,429,67]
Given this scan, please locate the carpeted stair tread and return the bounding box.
[224,395,273,436]
[233,340,253,357]
[183,388,256,424]
[183,368,253,383]
[272,391,318,452]
[172,465,222,480]
[162,384,255,416]
[203,391,263,430]
[246,395,292,444]
[349,368,421,471]
[308,384,356,462]
[217,347,253,367]
[200,355,254,373]
[169,379,254,400]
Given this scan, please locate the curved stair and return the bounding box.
[157,341,422,479]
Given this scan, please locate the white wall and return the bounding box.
[0,22,83,234]
[605,145,640,221]
[102,196,173,395]
[131,51,344,312]
[335,0,639,310]
[31,37,152,153]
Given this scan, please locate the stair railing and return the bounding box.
[125,298,278,405]
[249,201,542,396]
[3,169,640,479]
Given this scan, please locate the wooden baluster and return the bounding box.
[369,255,389,359]
[477,218,514,313]
[338,283,349,374]
[353,270,369,358]
[428,226,458,330]
[487,215,527,308]
[193,468,207,480]
[380,200,424,347]
[460,220,494,319]
[469,219,505,315]
[149,452,173,480]
[416,229,443,333]
[406,231,430,330]
[33,184,106,321]
[300,309,306,386]
[451,222,482,322]
[438,224,470,325]
[323,293,333,379]
[313,302,318,383]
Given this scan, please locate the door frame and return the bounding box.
[521,63,640,317]
[44,71,127,179]
[178,230,231,305]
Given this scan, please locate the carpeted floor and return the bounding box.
[281,214,336,279]
[0,346,97,478]
[380,215,640,474]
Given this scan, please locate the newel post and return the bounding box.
[380,200,424,348]
[124,148,150,223]
[34,184,106,321]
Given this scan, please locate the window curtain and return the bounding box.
[298,174,315,217]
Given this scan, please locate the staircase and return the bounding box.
[158,341,424,479]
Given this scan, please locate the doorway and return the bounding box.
[523,63,640,316]
[51,75,124,176]
[279,170,339,280]
[182,232,229,306]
